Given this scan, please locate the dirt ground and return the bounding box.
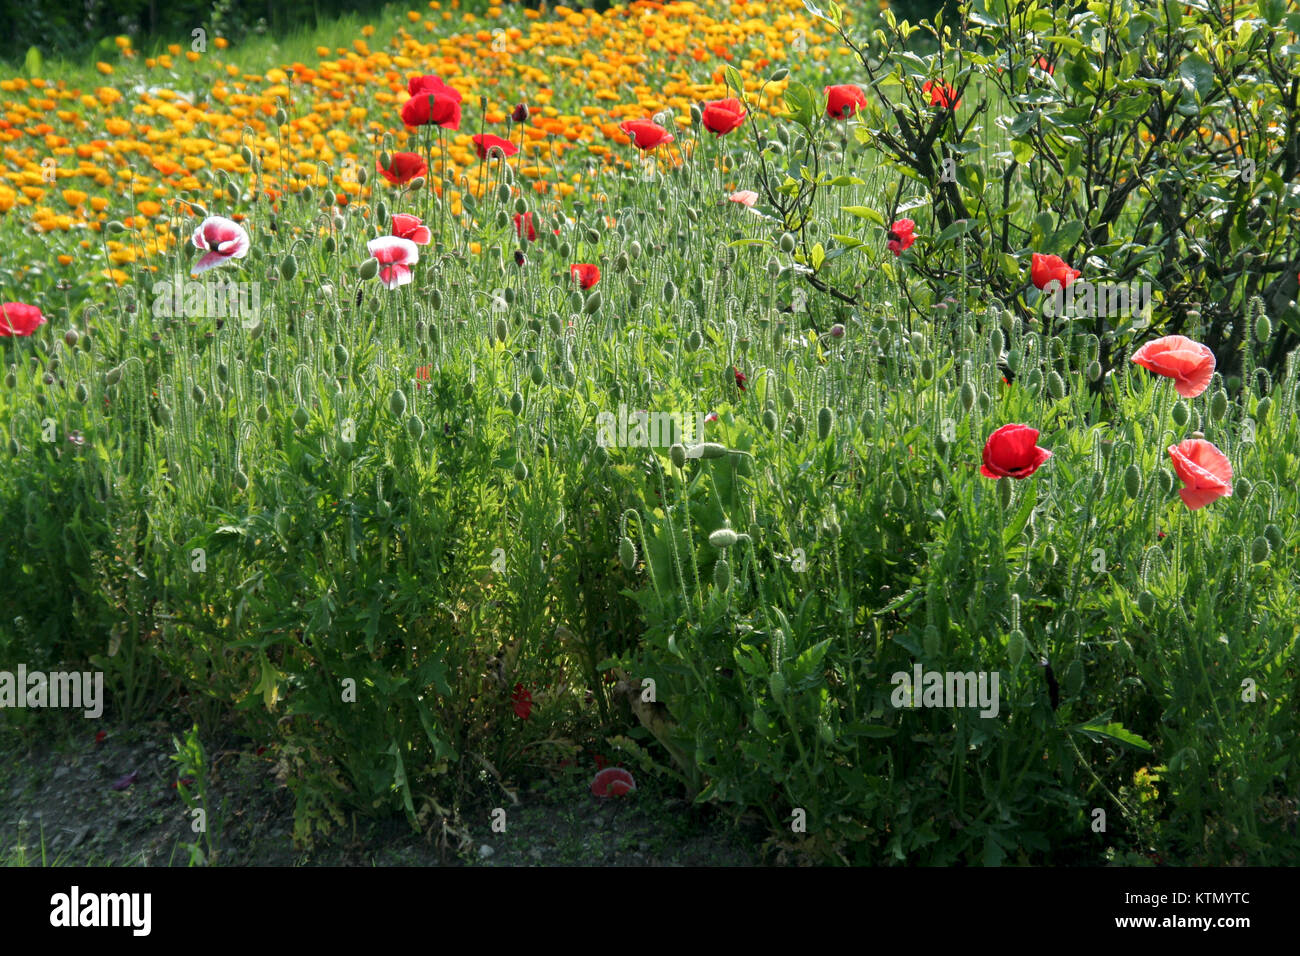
[0,720,766,867]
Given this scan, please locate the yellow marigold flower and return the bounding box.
[61,189,87,206]
[186,51,201,62]
[89,196,110,212]
[137,200,162,217]
[167,43,181,55]
[101,268,129,284]
[57,254,74,266]
[407,10,421,20]
[361,25,375,36]
[115,36,131,49]
[96,62,113,75]
[214,36,228,49]
[0,186,15,212]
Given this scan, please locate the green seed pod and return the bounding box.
[781,386,796,410]
[462,380,475,400]
[1256,396,1272,420]
[1250,535,1270,563]
[374,199,388,223]
[1123,464,1141,499]
[74,382,88,403]
[389,389,408,419]
[663,280,677,303]
[407,414,424,440]
[274,106,288,126]
[105,220,127,234]
[256,403,270,423]
[768,670,785,705]
[233,469,249,491]
[216,362,229,383]
[280,254,298,280]
[530,364,545,385]
[817,406,834,440]
[1043,543,1058,566]
[583,290,602,314]
[1086,359,1102,382]
[779,232,796,253]
[989,328,1004,354]
[1156,469,1174,495]
[105,364,124,386]
[1171,400,1190,428]
[359,257,380,280]
[495,318,509,342]
[959,381,976,411]
[920,357,934,380]
[762,409,779,431]
[618,536,637,570]
[510,460,528,481]
[428,288,442,311]
[686,329,703,352]
[997,476,1012,509]
[1264,523,1283,552]
[1137,590,1156,615]
[1237,477,1253,499]
[709,527,739,549]
[63,328,78,348]
[922,624,940,658]
[509,391,524,415]
[1255,314,1272,343]
[791,415,805,440]
[1210,390,1228,421]
[191,384,206,405]
[1047,370,1066,400]
[713,558,731,590]
[1007,629,1026,670]
[1025,368,1043,392]
[333,344,349,367]
[1006,349,1021,373]
[669,443,687,468]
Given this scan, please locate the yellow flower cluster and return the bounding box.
[0,0,838,272]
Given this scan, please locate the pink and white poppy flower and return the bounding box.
[367,236,420,290]
[191,215,250,274]
[729,190,759,207]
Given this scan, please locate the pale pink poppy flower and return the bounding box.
[1132,335,1216,398]
[367,236,420,290]
[729,190,759,207]
[191,216,250,274]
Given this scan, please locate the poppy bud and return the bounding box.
[1123,464,1141,499]
[779,232,796,253]
[618,536,637,570]
[1255,314,1271,343]
[763,409,779,431]
[496,318,510,342]
[74,382,88,403]
[105,220,127,234]
[1257,396,1271,420]
[359,257,380,280]
[989,328,1004,354]
[1047,370,1065,400]
[1137,590,1156,615]
[1007,629,1026,669]
[1264,523,1283,551]
[191,384,206,405]
[689,103,703,127]
[509,391,524,415]
[530,364,545,385]
[663,280,677,303]
[692,442,729,459]
[771,67,789,81]
[997,476,1012,509]
[781,386,796,410]
[817,406,834,440]
[583,290,602,314]
[1156,469,1174,495]
[670,443,687,468]
[1237,477,1253,499]
[1087,360,1102,382]
[256,403,270,424]
[714,558,731,591]
[408,415,425,440]
[233,469,249,491]
[709,528,739,549]
[512,103,529,123]
[1250,535,1270,563]
[389,389,408,419]
[768,671,785,704]
[959,381,976,411]
[1171,399,1190,427]
[830,323,845,338]
[920,357,934,380]
[281,254,298,280]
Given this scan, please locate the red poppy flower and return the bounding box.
[619,118,674,150]
[733,367,747,390]
[1131,335,1216,398]
[0,302,46,337]
[472,133,518,160]
[887,218,916,256]
[511,683,533,720]
[824,84,867,119]
[570,263,600,289]
[401,75,462,129]
[1030,252,1081,290]
[378,152,427,186]
[389,213,432,245]
[415,365,431,381]
[1167,439,1233,510]
[1036,56,1055,74]
[94,731,107,744]
[981,424,1053,479]
[922,79,961,109]
[514,211,537,242]
[593,753,609,771]
[701,97,747,135]
[591,767,636,797]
